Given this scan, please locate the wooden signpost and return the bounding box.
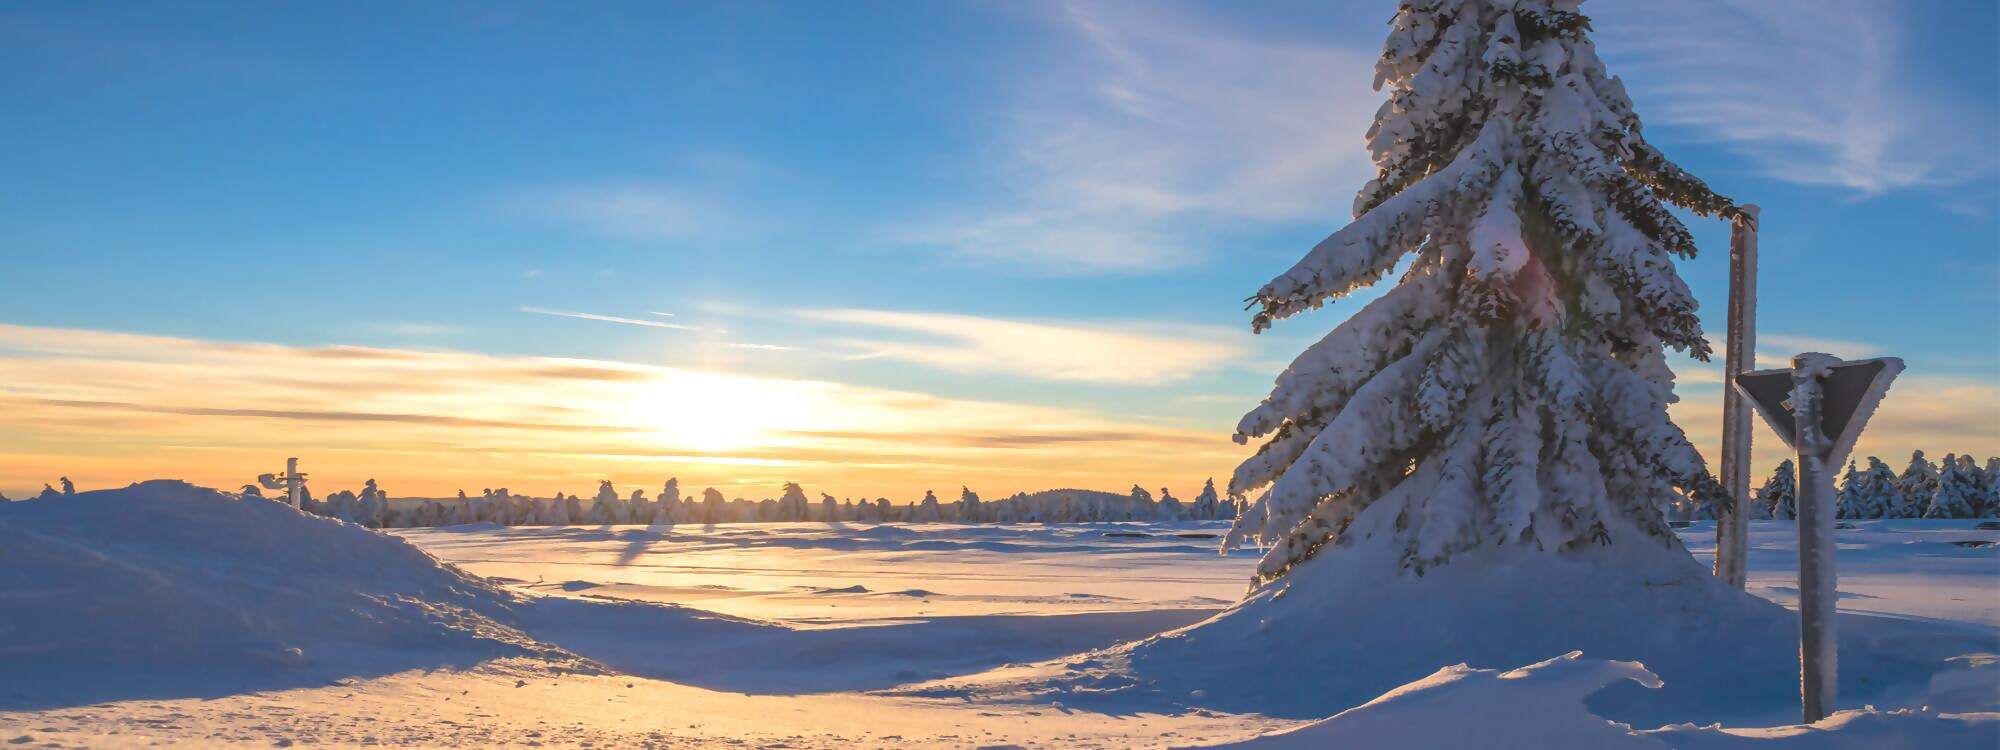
[1735,354,1903,723]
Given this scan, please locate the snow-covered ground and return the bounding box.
[1,484,1994,747]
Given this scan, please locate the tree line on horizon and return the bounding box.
[1671,451,2000,521]
[237,478,1244,529]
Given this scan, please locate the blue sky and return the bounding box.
[1,0,1994,497]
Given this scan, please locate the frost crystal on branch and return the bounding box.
[1227,0,1740,581]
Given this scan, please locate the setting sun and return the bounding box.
[625,372,812,453]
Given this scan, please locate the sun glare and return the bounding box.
[626,372,808,453]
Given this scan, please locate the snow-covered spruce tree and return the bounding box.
[1192,478,1221,520]
[959,486,982,523]
[1745,482,1771,520]
[1224,0,1741,579]
[914,490,943,522]
[1857,457,1905,519]
[1759,461,1798,522]
[779,482,810,521]
[1834,461,1868,519]
[1981,457,2000,518]
[1898,450,1939,518]
[1926,454,1979,519]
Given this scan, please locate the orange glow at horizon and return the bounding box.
[0,324,1248,502]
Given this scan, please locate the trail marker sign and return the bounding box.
[1735,353,1902,723]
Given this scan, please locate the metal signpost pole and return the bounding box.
[1716,206,1759,588]
[1788,358,1836,722]
[1736,354,1901,724]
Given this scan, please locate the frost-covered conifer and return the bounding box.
[628,489,651,522]
[1744,484,1771,520]
[1898,451,1939,518]
[1834,461,1869,519]
[819,493,840,522]
[655,478,685,523]
[587,480,623,524]
[1980,457,2000,518]
[1224,0,1740,578]
[1128,485,1156,521]
[1756,460,1796,521]
[960,486,982,523]
[1192,478,1221,520]
[914,490,943,522]
[356,479,388,528]
[1857,457,1905,519]
[1926,455,1980,519]
[779,482,811,521]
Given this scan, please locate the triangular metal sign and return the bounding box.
[1734,356,1903,461]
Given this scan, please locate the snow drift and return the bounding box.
[1194,651,1997,749]
[0,481,561,707]
[911,539,1995,729]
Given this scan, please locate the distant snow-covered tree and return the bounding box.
[1157,487,1186,520]
[1192,479,1221,520]
[628,488,651,522]
[1224,0,1741,579]
[1927,454,1980,519]
[819,493,840,522]
[1854,457,1904,519]
[913,490,943,522]
[1980,457,2000,518]
[1898,451,1940,518]
[779,483,811,521]
[587,480,623,524]
[1834,461,1869,519]
[1756,460,1797,522]
[699,488,726,524]
[959,486,982,523]
[356,479,388,528]
[1128,485,1156,521]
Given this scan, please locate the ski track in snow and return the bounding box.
[1,487,1994,748]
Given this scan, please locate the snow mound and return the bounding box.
[0,481,556,698]
[1194,651,1667,749]
[1193,652,1999,749]
[912,540,1992,728]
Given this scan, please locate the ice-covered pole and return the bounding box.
[285,457,302,508]
[1715,206,1759,588]
[1736,352,1901,724]
[1788,354,1836,723]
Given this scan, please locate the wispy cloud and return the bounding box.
[519,307,702,332]
[528,183,744,241]
[801,307,1248,385]
[897,0,1379,275]
[1595,0,1997,195]
[0,324,1244,498]
[372,323,460,338]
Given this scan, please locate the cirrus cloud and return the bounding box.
[800,307,1249,386]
